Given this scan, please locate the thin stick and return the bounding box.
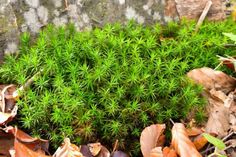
[169,118,175,125]
[195,0,212,33]
[112,139,119,153]
[214,62,223,70]
[12,69,43,99]
[64,0,68,10]
[222,131,234,141]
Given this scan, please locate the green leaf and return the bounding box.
[223,32,236,43]
[203,133,226,150]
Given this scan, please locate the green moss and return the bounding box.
[1,19,236,155]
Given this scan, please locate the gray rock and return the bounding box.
[0,0,19,59]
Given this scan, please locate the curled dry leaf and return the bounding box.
[171,123,202,157]
[88,143,102,156]
[5,126,49,152]
[150,147,163,157]
[53,138,83,157]
[0,126,49,157]
[80,145,93,157]
[0,85,17,126]
[187,67,236,93]
[14,139,50,157]
[163,147,177,157]
[140,124,166,157]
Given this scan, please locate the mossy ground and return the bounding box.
[0,19,236,155]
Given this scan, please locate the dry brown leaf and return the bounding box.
[186,127,204,137]
[140,124,166,157]
[80,145,93,157]
[205,98,230,137]
[171,123,202,157]
[95,145,110,157]
[193,134,208,150]
[0,126,49,157]
[163,147,177,157]
[5,126,49,152]
[111,151,129,157]
[0,130,14,157]
[88,143,102,156]
[150,147,163,157]
[0,85,17,126]
[14,139,50,157]
[84,143,110,157]
[53,138,83,157]
[187,67,236,93]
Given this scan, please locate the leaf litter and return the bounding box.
[1,62,236,156]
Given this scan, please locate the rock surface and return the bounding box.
[0,0,229,59]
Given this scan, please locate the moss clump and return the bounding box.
[0,19,235,155]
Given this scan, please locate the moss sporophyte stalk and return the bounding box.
[0,19,235,155]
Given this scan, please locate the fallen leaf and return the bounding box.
[150,147,163,157]
[14,139,50,157]
[0,126,49,157]
[171,123,202,157]
[0,130,14,157]
[187,67,236,93]
[140,124,166,157]
[202,133,226,150]
[5,126,49,152]
[80,145,93,157]
[162,147,177,157]
[88,143,102,156]
[95,145,110,157]
[186,127,204,137]
[111,151,129,157]
[0,85,17,126]
[205,101,230,137]
[193,134,209,150]
[53,138,83,157]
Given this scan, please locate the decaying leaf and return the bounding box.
[140,124,166,157]
[186,127,204,137]
[150,147,163,157]
[0,85,17,126]
[87,142,110,157]
[193,134,209,150]
[0,126,49,157]
[162,147,177,157]
[53,138,83,157]
[88,143,102,156]
[171,123,202,157]
[218,55,236,72]
[111,151,129,157]
[14,139,50,157]
[187,67,236,93]
[5,126,49,152]
[0,130,14,157]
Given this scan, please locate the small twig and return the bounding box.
[195,0,212,33]
[214,62,223,70]
[224,43,236,47]
[201,145,215,155]
[64,0,68,10]
[112,139,119,153]
[169,118,175,125]
[12,69,43,99]
[222,131,235,142]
